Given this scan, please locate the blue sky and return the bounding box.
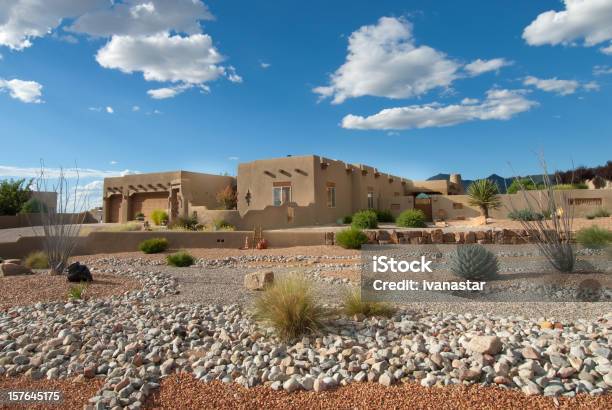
[1,0,611,206]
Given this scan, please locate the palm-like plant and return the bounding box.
[467,179,501,219]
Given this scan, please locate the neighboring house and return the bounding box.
[102,155,462,225]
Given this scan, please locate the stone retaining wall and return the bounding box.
[332,229,562,245]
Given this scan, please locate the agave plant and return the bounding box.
[467,179,501,219]
[450,244,499,281]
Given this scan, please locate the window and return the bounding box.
[327,186,336,208]
[367,191,375,209]
[391,203,400,211]
[452,202,463,209]
[273,186,291,206]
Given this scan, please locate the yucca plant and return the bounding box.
[450,244,499,281]
[467,179,501,219]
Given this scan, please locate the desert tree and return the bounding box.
[216,185,237,210]
[467,179,501,219]
[33,163,89,275]
[0,178,32,215]
[507,155,575,272]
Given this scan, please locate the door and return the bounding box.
[107,195,122,222]
[414,193,433,221]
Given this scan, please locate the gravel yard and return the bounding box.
[0,271,141,311]
[0,246,609,409]
[145,373,611,410]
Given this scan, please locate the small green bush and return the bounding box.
[375,209,395,223]
[342,288,395,318]
[253,274,328,341]
[336,228,368,249]
[214,219,235,231]
[450,244,499,281]
[576,226,612,249]
[342,215,352,224]
[167,251,195,267]
[24,251,49,269]
[20,198,48,214]
[396,209,426,228]
[506,178,543,194]
[151,209,169,225]
[139,237,169,254]
[68,283,87,300]
[170,213,199,231]
[351,210,378,229]
[586,208,610,219]
[508,209,544,221]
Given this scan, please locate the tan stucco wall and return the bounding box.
[433,189,612,220]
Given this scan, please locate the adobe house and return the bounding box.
[103,171,235,223]
[102,155,462,225]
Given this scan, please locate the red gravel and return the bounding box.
[0,272,140,310]
[146,373,612,410]
[0,376,104,410]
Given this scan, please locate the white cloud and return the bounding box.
[260,61,270,69]
[464,58,513,76]
[601,43,612,55]
[0,78,43,103]
[594,65,612,75]
[523,0,612,49]
[0,52,3,60]
[523,76,596,95]
[0,165,139,179]
[132,105,140,111]
[341,89,536,130]
[96,32,238,96]
[314,17,461,104]
[109,160,118,165]
[105,106,114,113]
[68,0,213,38]
[0,0,102,50]
[228,156,239,161]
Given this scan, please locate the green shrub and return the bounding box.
[170,213,199,231]
[375,209,394,223]
[214,219,235,231]
[167,251,195,267]
[554,183,588,190]
[68,283,87,300]
[342,215,352,224]
[351,210,378,229]
[508,209,544,221]
[20,198,48,214]
[24,251,49,269]
[253,274,328,341]
[396,209,427,228]
[342,288,395,318]
[586,208,610,219]
[507,178,542,194]
[576,226,612,249]
[139,237,169,254]
[335,228,368,249]
[450,244,499,281]
[151,209,169,225]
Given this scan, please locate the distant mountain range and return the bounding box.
[427,173,546,194]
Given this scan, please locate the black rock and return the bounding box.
[66,262,93,282]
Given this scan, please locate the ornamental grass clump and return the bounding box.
[335,228,368,249]
[24,250,49,269]
[166,251,195,267]
[450,244,499,281]
[342,288,395,318]
[68,283,87,300]
[139,237,169,254]
[253,274,328,341]
[351,210,378,229]
[576,226,612,249]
